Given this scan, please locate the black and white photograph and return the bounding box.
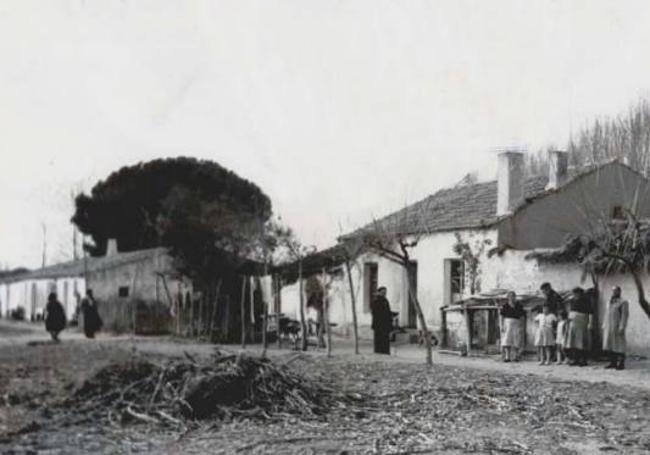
[2,1,650,453]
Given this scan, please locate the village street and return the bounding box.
[2,320,650,454]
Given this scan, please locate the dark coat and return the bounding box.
[371,296,392,333]
[81,298,103,333]
[45,300,66,332]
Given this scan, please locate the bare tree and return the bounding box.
[240,276,247,349]
[276,229,316,352]
[320,268,334,357]
[357,202,438,365]
[338,233,365,355]
[530,210,650,319]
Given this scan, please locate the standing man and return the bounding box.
[371,286,392,354]
[566,287,593,366]
[603,286,629,370]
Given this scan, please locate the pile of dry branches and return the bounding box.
[64,352,360,428]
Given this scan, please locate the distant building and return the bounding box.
[0,260,86,321]
[86,241,192,333]
[0,239,192,333]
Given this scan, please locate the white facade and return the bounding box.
[279,229,499,337]
[0,276,85,321]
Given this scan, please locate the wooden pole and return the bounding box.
[262,263,269,358]
[407,283,433,365]
[276,275,282,350]
[344,260,359,355]
[299,261,307,351]
[464,306,472,357]
[198,292,205,338]
[240,276,247,349]
[209,280,222,342]
[249,276,255,343]
[189,292,195,337]
[322,268,332,358]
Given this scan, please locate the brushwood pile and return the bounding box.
[64,352,360,427]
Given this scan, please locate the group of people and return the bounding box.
[500,282,629,370]
[44,289,103,342]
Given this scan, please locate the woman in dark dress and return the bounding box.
[44,292,66,342]
[81,289,103,339]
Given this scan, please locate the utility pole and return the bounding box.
[41,223,47,268]
[71,189,79,261]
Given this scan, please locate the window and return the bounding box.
[363,262,378,314]
[444,258,465,306]
[118,286,129,298]
[450,259,464,294]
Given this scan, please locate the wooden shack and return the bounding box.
[440,289,547,355]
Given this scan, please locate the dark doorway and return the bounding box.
[406,261,418,328]
[363,262,378,314]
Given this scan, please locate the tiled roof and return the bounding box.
[342,162,630,239]
[343,175,548,239]
[0,248,168,283]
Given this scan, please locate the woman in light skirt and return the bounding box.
[500,291,525,362]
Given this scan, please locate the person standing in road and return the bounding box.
[603,286,629,370]
[500,291,525,362]
[566,287,593,366]
[44,292,66,342]
[80,289,103,339]
[371,287,392,354]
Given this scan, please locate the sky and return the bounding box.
[2,0,650,268]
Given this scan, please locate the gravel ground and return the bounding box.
[1,329,650,454]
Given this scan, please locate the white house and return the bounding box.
[278,151,650,354]
[0,240,191,331]
[0,260,86,321]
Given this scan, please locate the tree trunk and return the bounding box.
[249,277,255,343]
[224,294,230,342]
[189,294,194,337]
[198,292,205,338]
[240,276,247,349]
[299,261,308,351]
[406,281,433,365]
[325,286,332,358]
[276,276,282,350]
[262,264,270,358]
[631,270,650,318]
[207,288,214,340]
[344,260,360,355]
[209,280,222,342]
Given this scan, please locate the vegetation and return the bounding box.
[71,157,271,280]
[528,97,650,176]
[452,232,492,295]
[529,211,650,319]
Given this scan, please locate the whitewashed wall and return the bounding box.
[482,249,587,294]
[598,273,650,356]
[405,229,497,331]
[278,229,498,337]
[0,277,85,321]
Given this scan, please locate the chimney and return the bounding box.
[546,150,568,190]
[105,238,119,257]
[497,150,525,216]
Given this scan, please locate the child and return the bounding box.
[555,310,569,364]
[534,303,557,365]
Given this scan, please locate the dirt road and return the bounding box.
[1,321,650,454]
